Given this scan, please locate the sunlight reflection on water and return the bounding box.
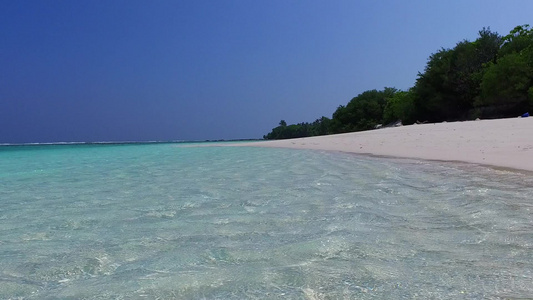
[0,143,532,299]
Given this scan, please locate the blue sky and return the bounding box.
[1,0,532,143]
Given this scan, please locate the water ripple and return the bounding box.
[0,144,532,298]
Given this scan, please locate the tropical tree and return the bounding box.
[413,28,502,121]
[263,25,532,140]
[477,25,533,117]
[383,89,416,124]
[330,88,397,133]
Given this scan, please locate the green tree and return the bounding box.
[413,28,502,121]
[499,25,533,57]
[479,52,533,115]
[412,48,455,121]
[263,25,533,140]
[478,25,533,117]
[329,105,352,133]
[330,88,397,133]
[383,89,416,124]
[263,118,331,140]
[309,116,331,136]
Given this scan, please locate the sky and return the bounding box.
[1,0,532,143]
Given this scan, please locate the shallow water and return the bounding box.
[1,143,532,299]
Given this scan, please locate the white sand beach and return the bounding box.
[241,117,533,172]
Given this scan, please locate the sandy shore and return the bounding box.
[238,117,533,172]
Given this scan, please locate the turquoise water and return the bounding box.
[1,143,532,299]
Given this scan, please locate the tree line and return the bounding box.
[264,25,533,140]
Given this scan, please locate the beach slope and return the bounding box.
[241,118,533,172]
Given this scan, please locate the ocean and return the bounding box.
[1,142,532,299]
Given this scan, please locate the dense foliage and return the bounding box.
[263,118,331,140]
[264,25,533,140]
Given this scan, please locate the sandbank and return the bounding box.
[239,117,533,172]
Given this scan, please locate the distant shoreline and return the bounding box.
[0,139,262,147]
[233,117,533,173]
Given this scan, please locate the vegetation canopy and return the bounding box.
[264,25,533,140]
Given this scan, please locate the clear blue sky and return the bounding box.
[1,0,532,143]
